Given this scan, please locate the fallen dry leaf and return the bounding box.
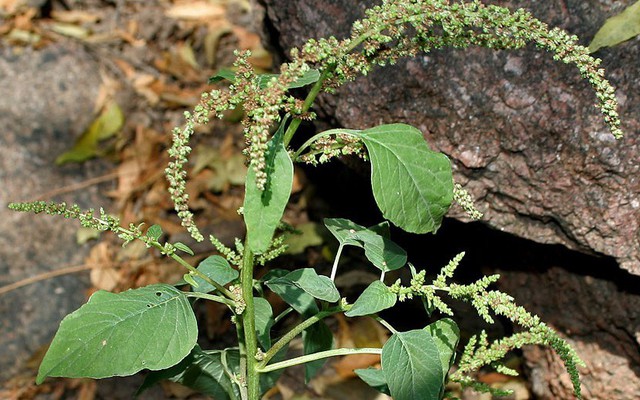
[165,1,225,21]
[51,10,100,24]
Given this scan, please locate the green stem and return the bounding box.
[186,292,235,308]
[292,129,359,160]
[283,68,333,147]
[330,244,345,281]
[373,315,398,334]
[259,307,343,367]
[117,226,236,301]
[274,306,294,324]
[240,246,260,400]
[257,348,382,373]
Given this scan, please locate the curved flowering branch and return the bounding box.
[166,0,623,241]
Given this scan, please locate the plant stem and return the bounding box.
[259,307,343,367]
[257,348,382,373]
[283,68,333,147]
[240,246,260,400]
[186,292,235,308]
[330,244,345,282]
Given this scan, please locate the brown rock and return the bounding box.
[260,0,640,274]
[259,1,640,398]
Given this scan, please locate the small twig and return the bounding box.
[0,263,101,296]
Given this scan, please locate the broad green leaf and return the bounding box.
[244,118,293,254]
[137,345,240,400]
[266,280,318,316]
[303,320,334,382]
[146,224,163,241]
[192,255,239,293]
[209,68,320,89]
[174,242,194,255]
[354,368,391,395]
[37,284,197,383]
[324,218,366,246]
[358,230,407,272]
[56,101,124,164]
[269,268,340,303]
[345,280,397,317]
[324,218,407,272]
[589,1,640,52]
[426,318,459,379]
[254,297,274,348]
[351,124,453,234]
[381,330,444,400]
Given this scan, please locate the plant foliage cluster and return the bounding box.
[9,1,623,399]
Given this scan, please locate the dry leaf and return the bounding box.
[50,22,91,39]
[56,100,125,164]
[165,1,225,20]
[51,10,100,24]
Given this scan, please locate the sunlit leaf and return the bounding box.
[345,280,397,317]
[37,284,197,383]
[244,118,293,254]
[192,256,239,293]
[267,268,340,303]
[381,330,443,400]
[350,124,453,234]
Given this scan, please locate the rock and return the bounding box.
[259,1,640,398]
[260,0,640,274]
[496,266,640,400]
[0,44,108,379]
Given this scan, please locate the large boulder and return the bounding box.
[259,0,640,398]
[0,44,107,379]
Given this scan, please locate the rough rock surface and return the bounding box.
[497,265,640,400]
[260,0,640,398]
[261,0,640,275]
[0,44,107,379]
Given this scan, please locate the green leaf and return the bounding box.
[354,368,391,395]
[183,273,199,288]
[192,255,239,293]
[37,284,197,383]
[147,224,163,241]
[174,242,195,256]
[381,330,444,400]
[589,1,640,52]
[208,69,236,84]
[137,346,240,400]
[268,268,340,303]
[56,101,124,164]
[254,297,274,348]
[425,318,459,379]
[324,218,407,272]
[266,280,318,316]
[351,124,453,234]
[209,68,320,89]
[303,320,334,382]
[345,280,397,317]
[244,118,294,254]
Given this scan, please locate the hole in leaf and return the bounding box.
[155,292,162,297]
[146,304,152,308]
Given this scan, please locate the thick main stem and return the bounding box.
[240,246,260,400]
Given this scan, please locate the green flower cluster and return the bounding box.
[8,201,120,232]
